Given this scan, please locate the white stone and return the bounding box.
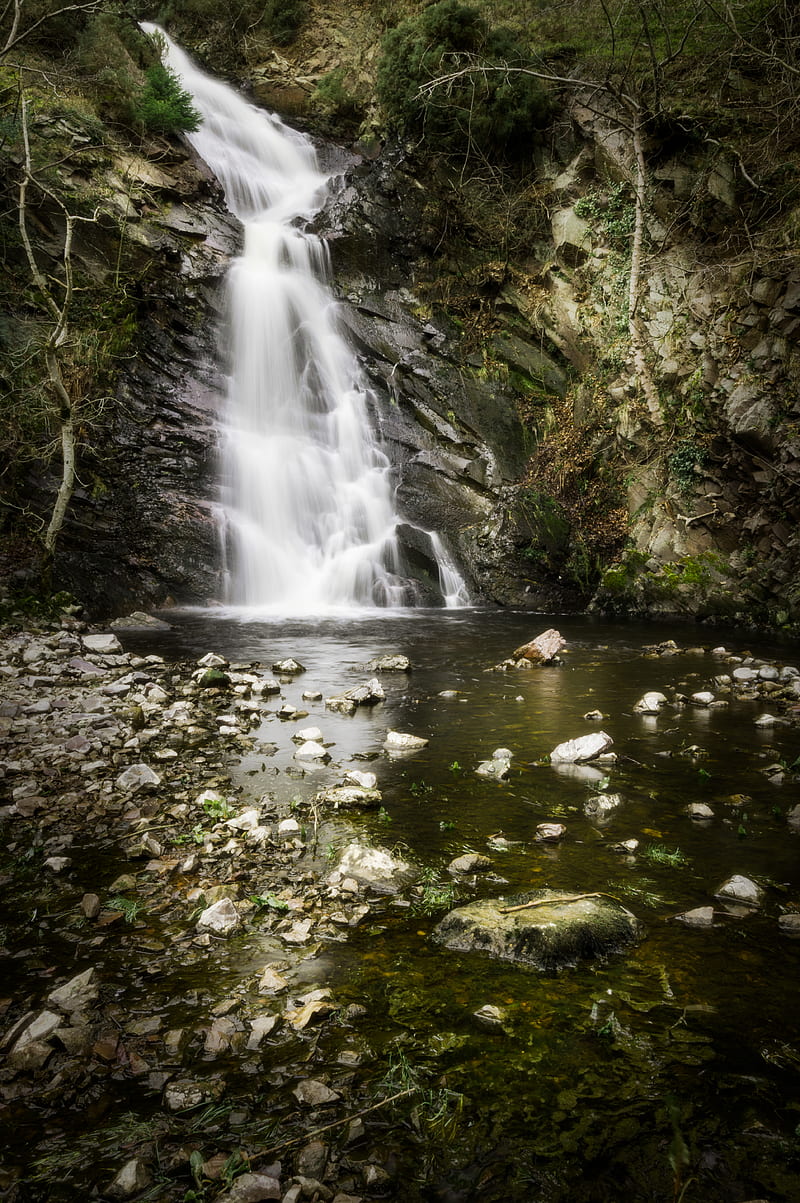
[277,818,301,836]
[116,763,160,792]
[295,726,323,743]
[690,691,715,706]
[197,653,227,668]
[246,1016,279,1049]
[48,968,98,1013]
[633,691,668,714]
[196,898,241,936]
[676,906,715,928]
[334,842,410,887]
[13,1010,61,1050]
[294,741,329,761]
[687,802,714,819]
[108,1157,151,1198]
[345,770,377,789]
[384,730,428,750]
[83,633,122,654]
[226,809,261,831]
[293,1079,340,1106]
[715,875,764,908]
[550,731,613,764]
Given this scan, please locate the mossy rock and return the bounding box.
[432,889,642,970]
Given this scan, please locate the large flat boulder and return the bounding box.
[432,889,642,970]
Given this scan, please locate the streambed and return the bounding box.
[2,609,800,1202]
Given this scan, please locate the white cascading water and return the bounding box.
[143,26,469,611]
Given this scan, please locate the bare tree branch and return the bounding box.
[1,0,104,59]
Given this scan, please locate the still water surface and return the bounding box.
[122,607,800,1201]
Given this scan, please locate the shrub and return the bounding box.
[133,62,200,135]
[261,0,307,46]
[376,0,552,161]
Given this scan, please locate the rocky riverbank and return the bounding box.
[0,616,438,1202]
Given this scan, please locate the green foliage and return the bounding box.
[250,892,290,912]
[310,67,362,126]
[260,0,307,46]
[107,895,143,923]
[643,844,688,868]
[376,0,552,161]
[75,12,151,127]
[413,867,458,914]
[519,487,570,571]
[574,183,635,250]
[134,62,200,135]
[668,440,708,497]
[201,794,235,820]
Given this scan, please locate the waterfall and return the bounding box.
[143,26,469,612]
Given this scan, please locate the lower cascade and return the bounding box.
[144,25,468,611]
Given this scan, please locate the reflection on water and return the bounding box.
[112,611,800,1197]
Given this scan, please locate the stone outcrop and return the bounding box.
[432,890,642,970]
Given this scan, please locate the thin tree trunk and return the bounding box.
[18,86,78,563]
[628,111,662,423]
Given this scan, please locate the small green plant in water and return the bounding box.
[413,868,457,915]
[643,844,688,868]
[201,795,235,820]
[107,896,142,924]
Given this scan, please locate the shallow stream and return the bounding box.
[4,608,800,1201]
[121,608,800,1200]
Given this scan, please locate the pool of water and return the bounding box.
[116,607,800,1201]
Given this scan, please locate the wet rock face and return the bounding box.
[48,146,241,616]
[315,156,553,606]
[432,890,642,970]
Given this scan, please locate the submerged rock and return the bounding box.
[432,889,641,970]
[676,906,715,928]
[369,654,411,672]
[476,754,511,780]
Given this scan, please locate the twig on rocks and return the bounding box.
[252,1087,418,1159]
[500,891,621,914]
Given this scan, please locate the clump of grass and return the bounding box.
[107,896,143,923]
[643,844,689,867]
[412,867,458,915]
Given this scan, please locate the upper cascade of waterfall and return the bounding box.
[142,25,469,613]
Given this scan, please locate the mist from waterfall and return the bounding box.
[143,26,469,612]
